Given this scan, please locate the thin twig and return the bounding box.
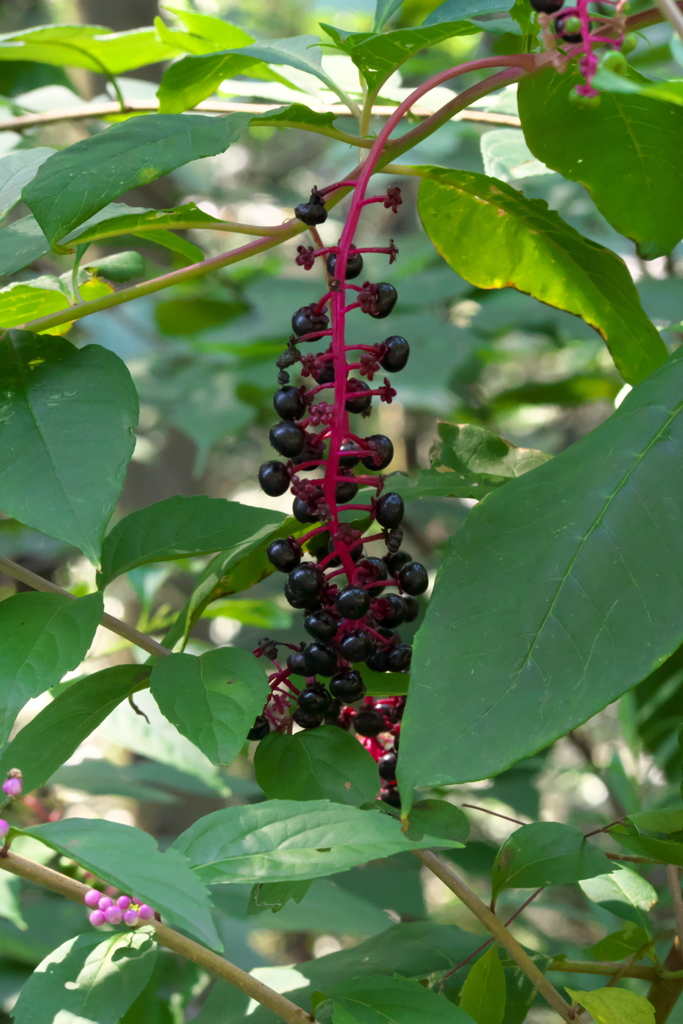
[605,852,666,864]
[0,849,311,1024]
[668,865,683,954]
[462,804,529,827]
[547,959,658,982]
[0,555,170,660]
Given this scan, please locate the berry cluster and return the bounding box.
[85,887,156,928]
[249,182,430,808]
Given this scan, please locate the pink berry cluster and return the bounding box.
[84,888,155,928]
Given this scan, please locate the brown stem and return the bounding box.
[0,555,170,660]
[416,850,575,1022]
[0,849,311,1024]
[668,866,683,954]
[548,959,658,982]
[648,940,683,1023]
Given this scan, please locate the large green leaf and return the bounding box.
[157,52,259,113]
[11,930,157,1024]
[491,823,611,900]
[0,148,53,219]
[330,976,476,1024]
[0,591,102,746]
[0,215,51,277]
[0,332,138,564]
[98,495,285,586]
[225,35,342,96]
[398,348,683,793]
[150,648,268,766]
[23,818,221,950]
[459,947,506,1024]
[23,112,253,245]
[417,165,665,385]
[0,665,150,793]
[565,987,655,1024]
[0,25,178,73]
[518,68,683,259]
[254,727,380,806]
[609,808,683,866]
[579,865,657,928]
[173,799,464,884]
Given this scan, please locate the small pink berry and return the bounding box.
[84,889,102,908]
[104,906,123,925]
[116,895,131,910]
[89,910,106,927]
[98,896,113,910]
[123,910,139,926]
[0,820,9,839]
[2,778,22,798]
[138,904,154,921]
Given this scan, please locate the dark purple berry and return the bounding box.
[267,538,301,573]
[374,594,407,628]
[345,379,372,414]
[385,550,412,575]
[385,644,412,672]
[354,708,385,737]
[294,194,327,226]
[292,497,319,523]
[398,561,429,596]
[292,707,324,729]
[338,631,374,663]
[269,421,305,458]
[366,647,388,672]
[339,444,360,469]
[530,0,563,9]
[258,460,290,497]
[555,12,582,40]
[292,305,329,338]
[336,585,370,620]
[361,435,394,470]
[313,361,335,384]
[370,282,397,319]
[375,492,404,529]
[404,595,420,622]
[380,336,410,373]
[247,715,270,740]
[304,609,339,642]
[298,686,332,714]
[324,696,343,723]
[329,670,366,702]
[326,250,364,280]
[287,650,310,675]
[380,785,401,808]
[385,526,403,554]
[284,581,321,610]
[336,477,359,503]
[288,564,323,599]
[273,386,306,421]
[378,751,398,782]
[305,641,338,677]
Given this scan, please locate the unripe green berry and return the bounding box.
[598,49,628,75]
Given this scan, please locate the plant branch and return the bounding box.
[668,865,683,954]
[548,958,658,981]
[416,850,576,1022]
[651,0,683,39]
[647,940,683,1023]
[0,555,170,660]
[0,848,311,1024]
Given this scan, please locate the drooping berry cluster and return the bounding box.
[249,182,429,808]
[85,887,156,928]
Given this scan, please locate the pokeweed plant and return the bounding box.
[0,0,683,1022]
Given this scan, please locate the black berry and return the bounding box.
[385,526,404,554]
[267,538,301,572]
[380,785,401,808]
[398,561,429,596]
[366,647,388,672]
[380,336,410,373]
[339,444,360,468]
[336,477,359,503]
[287,650,310,675]
[385,644,412,672]
[304,609,339,642]
[530,0,563,9]
[370,282,398,319]
[385,550,412,575]
[247,715,270,740]
[378,751,398,782]
[313,361,335,384]
[404,595,420,622]
[354,708,385,737]
[338,631,374,663]
[345,380,372,414]
[361,435,394,470]
[284,581,321,610]
[292,497,319,523]
[298,685,332,714]
[294,193,327,226]
[292,707,324,729]
[336,585,370,620]
[292,305,329,338]
[305,641,338,676]
[326,250,363,280]
[288,564,323,600]
[359,556,388,594]
[329,670,366,702]
[324,696,343,723]
[374,594,407,628]
[269,421,305,458]
[273,386,306,421]
[375,492,404,529]
[258,460,290,497]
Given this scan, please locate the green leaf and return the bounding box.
[423,0,512,23]
[23,818,221,950]
[460,947,506,1024]
[254,727,380,806]
[11,930,158,1024]
[84,250,144,283]
[480,128,552,183]
[0,591,102,746]
[499,958,548,1024]
[23,112,253,245]
[584,926,650,961]
[0,665,150,794]
[0,25,178,74]
[68,201,220,244]
[157,52,260,113]
[160,8,254,49]
[374,0,405,30]
[518,68,683,259]
[330,975,476,1024]
[491,823,612,900]
[363,666,410,696]
[247,879,312,915]
[405,799,470,844]
[200,598,291,630]
[398,348,683,792]
[0,148,53,219]
[417,165,665,385]
[0,282,70,330]
[226,35,342,96]
[173,799,465,884]
[0,214,51,277]
[609,808,683,866]
[579,865,657,927]
[0,332,138,564]
[565,987,655,1024]
[150,648,268,766]
[0,872,25,930]
[98,495,284,586]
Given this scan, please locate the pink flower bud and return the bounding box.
[89,910,106,927]
[138,904,154,921]
[97,896,114,910]
[0,820,9,839]
[84,889,102,908]
[123,909,139,926]
[2,778,22,798]
[116,895,131,910]
[104,906,123,925]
